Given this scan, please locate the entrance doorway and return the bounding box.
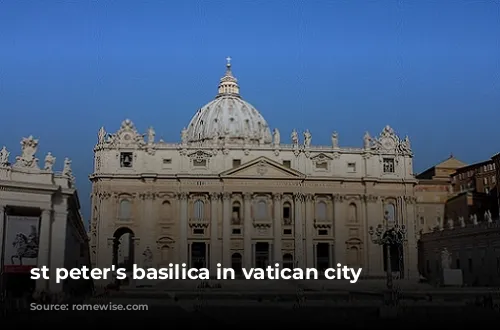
[190,242,207,269]
[316,243,330,271]
[255,242,270,268]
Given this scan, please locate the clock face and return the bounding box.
[382,138,394,149]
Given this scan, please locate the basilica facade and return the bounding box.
[89,60,419,280]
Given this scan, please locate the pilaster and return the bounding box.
[222,192,232,267]
[243,193,253,268]
[178,192,188,263]
[273,193,282,265]
[333,194,345,265]
[294,193,304,268]
[209,192,220,274]
[305,194,314,268]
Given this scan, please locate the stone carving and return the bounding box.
[447,218,454,229]
[303,130,311,148]
[459,216,465,228]
[291,129,299,147]
[0,146,9,166]
[147,126,155,144]
[143,246,153,268]
[15,136,39,168]
[111,119,145,147]
[222,192,231,201]
[209,192,220,201]
[441,248,452,270]
[44,152,56,171]
[485,209,492,223]
[273,193,282,201]
[62,158,72,177]
[363,132,371,149]
[331,132,338,149]
[98,127,106,144]
[398,136,411,154]
[273,128,280,146]
[371,125,397,152]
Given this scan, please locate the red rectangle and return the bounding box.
[4,265,34,273]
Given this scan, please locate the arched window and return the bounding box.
[256,200,267,220]
[283,202,292,225]
[384,203,396,224]
[349,203,358,223]
[161,201,171,221]
[119,199,131,220]
[316,201,327,221]
[232,201,241,225]
[194,200,204,220]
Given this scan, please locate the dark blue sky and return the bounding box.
[1,1,499,222]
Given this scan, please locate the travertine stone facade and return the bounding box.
[89,60,419,279]
[0,137,89,293]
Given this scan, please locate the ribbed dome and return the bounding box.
[185,58,272,145]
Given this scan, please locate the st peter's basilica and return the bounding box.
[89,59,419,280]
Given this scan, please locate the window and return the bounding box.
[420,216,425,225]
[194,200,204,220]
[120,152,133,168]
[347,162,356,173]
[193,228,204,235]
[232,228,241,235]
[316,201,327,221]
[484,177,488,185]
[283,202,291,225]
[232,159,241,167]
[232,202,241,225]
[318,229,328,235]
[119,199,131,220]
[384,203,396,224]
[383,158,395,173]
[283,160,291,168]
[283,229,292,235]
[163,158,172,165]
[256,200,267,220]
[315,162,327,170]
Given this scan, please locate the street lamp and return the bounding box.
[369,215,407,302]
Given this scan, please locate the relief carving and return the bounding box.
[222,192,232,200]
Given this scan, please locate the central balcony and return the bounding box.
[314,218,332,228]
[253,217,272,228]
[189,217,210,228]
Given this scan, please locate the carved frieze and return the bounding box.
[364,194,379,203]
[209,192,220,201]
[273,193,282,201]
[333,194,344,203]
[179,192,189,201]
[293,192,304,202]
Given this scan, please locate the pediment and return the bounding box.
[220,156,305,179]
[311,153,333,161]
[188,150,212,159]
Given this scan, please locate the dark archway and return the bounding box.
[113,227,135,271]
[283,253,294,269]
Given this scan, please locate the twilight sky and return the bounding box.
[0,1,499,222]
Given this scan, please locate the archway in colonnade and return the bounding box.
[112,227,135,271]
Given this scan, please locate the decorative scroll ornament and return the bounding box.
[14,135,39,169]
[108,119,145,148]
[370,125,412,156]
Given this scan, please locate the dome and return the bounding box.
[185,58,272,145]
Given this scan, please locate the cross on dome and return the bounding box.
[226,56,232,66]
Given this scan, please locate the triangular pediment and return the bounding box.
[310,153,333,161]
[220,156,305,179]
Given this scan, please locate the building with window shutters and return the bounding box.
[0,137,89,294]
[89,59,419,280]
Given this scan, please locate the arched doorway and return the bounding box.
[231,253,242,275]
[283,253,294,269]
[113,227,135,271]
[381,228,404,278]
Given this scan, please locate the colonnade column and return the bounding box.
[364,195,383,276]
[273,193,282,265]
[37,209,52,291]
[243,193,253,269]
[141,193,155,266]
[0,205,4,264]
[209,193,220,274]
[333,194,346,265]
[294,193,304,268]
[179,192,189,264]
[304,194,314,268]
[222,192,232,267]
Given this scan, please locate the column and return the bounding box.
[243,193,253,269]
[273,193,282,265]
[142,193,155,261]
[294,193,304,268]
[365,195,384,277]
[209,193,220,274]
[405,196,419,280]
[222,192,232,267]
[305,194,314,268]
[49,206,68,292]
[36,209,52,291]
[333,194,346,265]
[179,192,189,264]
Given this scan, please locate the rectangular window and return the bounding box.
[383,158,395,173]
[347,162,356,173]
[283,160,291,168]
[232,159,241,167]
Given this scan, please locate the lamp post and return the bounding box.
[369,216,407,304]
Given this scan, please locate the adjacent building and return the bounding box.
[89,59,420,280]
[0,137,90,294]
[415,156,466,233]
